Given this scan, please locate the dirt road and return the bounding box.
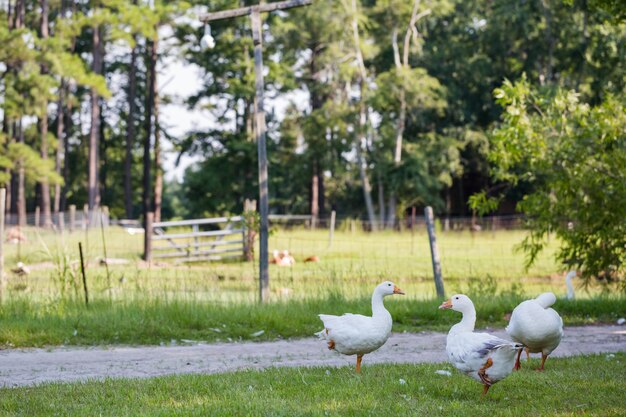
[1,325,624,387]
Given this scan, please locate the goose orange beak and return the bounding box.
[393,286,405,295]
[439,299,452,309]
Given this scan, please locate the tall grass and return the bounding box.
[1,293,624,347]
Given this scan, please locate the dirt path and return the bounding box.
[1,325,624,388]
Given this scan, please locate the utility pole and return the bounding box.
[200,0,312,303]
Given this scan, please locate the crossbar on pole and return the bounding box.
[200,0,312,22]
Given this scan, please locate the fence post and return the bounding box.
[425,206,445,298]
[0,188,5,300]
[192,224,199,256]
[57,209,65,232]
[35,206,40,228]
[243,199,257,262]
[144,212,153,261]
[102,206,109,228]
[328,210,336,249]
[83,204,89,230]
[69,204,76,232]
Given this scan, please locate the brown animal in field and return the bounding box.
[269,250,281,264]
[304,255,320,263]
[269,249,296,266]
[6,227,27,243]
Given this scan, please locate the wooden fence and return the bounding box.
[144,215,246,263]
[4,204,110,231]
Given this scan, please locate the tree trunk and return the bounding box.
[351,0,377,230]
[356,139,377,232]
[124,35,138,218]
[318,168,325,216]
[387,90,405,228]
[310,163,319,226]
[143,35,156,226]
[53,81,64,219]
[153,33,162,223]
[387,0,424,228]
[17,121,26,227]
[539,0,555,83]
[99,91,107,207]
[377,172,385,228]
[387,194,396,230]
[61,98,73,212]
[88,24,103,210]
[39,0,52,227]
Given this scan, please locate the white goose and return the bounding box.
[439,294,523,397]
[316,281,404,373]
[506,292,563,371]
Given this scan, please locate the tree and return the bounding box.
[475,76,625,284]
[124,2,139,219]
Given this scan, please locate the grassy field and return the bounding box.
[1,226,572,302]
[1,226,624,347]
[2,353,625,416]
[1,295,624,347]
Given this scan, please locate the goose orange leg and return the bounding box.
[356,354,364,373]
[525,347,530,361]
[478,358,494,398]
[537,353,547,371]
[514,348,523,370]
[327,340,335,350]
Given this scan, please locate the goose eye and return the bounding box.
[455,297,459,300]
[388,283,391,286]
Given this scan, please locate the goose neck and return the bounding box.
[451,308,476,334]
[371,291,389,318]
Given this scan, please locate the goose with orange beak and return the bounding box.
[316,281,404,373]
[439,294,524,397]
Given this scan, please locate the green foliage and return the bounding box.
[468,191,501,217]
[487,77,626,283]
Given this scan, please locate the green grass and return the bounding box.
[2,354,625,416]
[1,227,624,347]
[1,295,624,347]
[3,228,567,303]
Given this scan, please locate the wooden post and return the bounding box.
[144,212,153,261]
[57,209,64,232]
[83,203,89,254]
[243,199,257,262]
[83,203,89,230]
[199,0,312,305]
[328,210,336,249]
[424,206,445,298]
[0,188,5,299]
[69,204,76,232]
[78,242,89,307]
[102,206,109,228]
[100,209,111,298]
[192,224,199,256]
[35,206,40,228]
[410,206,416,255]
[250,9,270,303]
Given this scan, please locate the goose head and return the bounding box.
[376,281,405,296]
[535,292,557,308]
[439,294,474,314]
